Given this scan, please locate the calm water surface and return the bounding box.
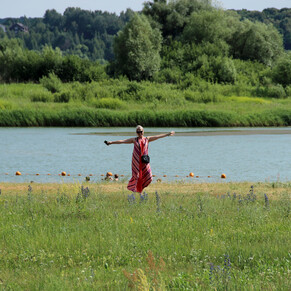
[1,127,291,183]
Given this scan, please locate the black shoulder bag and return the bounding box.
[137,138,150,164]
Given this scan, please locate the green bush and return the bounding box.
[184,90,221,103]
[117,82,143,101]
[255,84,286,99]
[267,85,287,98]
[215,57,237,84]
[93,86,112,99]
[271,58,291,87]
[68,82,113,101]
[81,63,107,82]
[54,91,71,103]
[75,85,94,101]
[153,68,183,84]
[184,91,201,102]
[90,98,125,109]
[39,73,63,93]
[0,100,14,110]
[285,85,291,97]
[30,91,53,103]
[178,73,203,90]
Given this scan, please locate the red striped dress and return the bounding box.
[127,137,152,193]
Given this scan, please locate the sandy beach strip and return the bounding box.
[73,129,291,136]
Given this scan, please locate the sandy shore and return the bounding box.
[73,129,291,136]
[177,129,291,136]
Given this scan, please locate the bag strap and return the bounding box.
[136,137,149,155]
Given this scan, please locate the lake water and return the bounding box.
[1,127,291,183]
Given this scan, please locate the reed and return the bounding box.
[1,82,291,127]
[1,107,291,127]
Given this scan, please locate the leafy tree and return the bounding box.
[212,56,237,84]
[39,72,62,93]
[236,8,291,50]
[228,20,284,65]
[182,9,234,45]
[279,17,291,50]
[37,45,63,77]
[271,56,291,87]
[113,14,162,80]
[0,8,129,61]
[43,9,63,28]
[0,38,25,81]
[143,0,212,39]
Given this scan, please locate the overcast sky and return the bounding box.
[0,0,290,18]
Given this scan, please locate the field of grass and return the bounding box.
[0,181,290,289]
[1,81,291,126]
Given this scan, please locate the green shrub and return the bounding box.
[214,57,237,84]
[255,84,286,99]
[75,85,94,101]
[0,100,14,110]
[285,85,291,97]
[233,59,266,86]
[271,58,291,87]
[153,68,183,84]
[117,82,143,101]
[54,91,71,103]
[69,82,113,101]
[267,85,287,99]
[90,98,125,109]
[39,73,62,93]
[94,87,112,99]
[178,73,202,90]
[30,91,53,103]
[81,63,107,82]
[184,90,221,103]
[184,91,201,102]
[218,83,253,97]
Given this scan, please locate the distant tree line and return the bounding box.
[0,7,134,61]
[1,0,291,88]
[0,38,106,82]
[112,0,285,83]
[1,4,291,62]
[235,8,291,50]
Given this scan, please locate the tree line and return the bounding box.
[0,8,134,61]
[235,8,291,50]
[1,0,291,88]
[1,3,291,61]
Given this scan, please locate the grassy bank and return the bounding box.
[0,181,290,289]
[2,107,291,127]
[1,82,291,127]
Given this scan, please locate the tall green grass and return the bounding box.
[1,82,291,126]
[0,183,290,289]
[1,107,291,127]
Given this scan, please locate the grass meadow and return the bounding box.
[1,81,291,126]
[0,181,290,290]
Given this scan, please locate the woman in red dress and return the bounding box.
[105,125,175,193]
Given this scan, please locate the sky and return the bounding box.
[0,0,290,18]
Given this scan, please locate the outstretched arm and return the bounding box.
[148,131,175,142]
[105,137,135,146]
